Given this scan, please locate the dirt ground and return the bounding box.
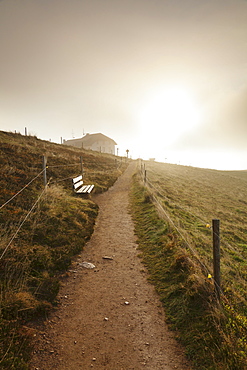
[30,162,191,370]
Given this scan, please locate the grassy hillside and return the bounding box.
[0,131,127,369]
[131,160,247,369]
[2,131,247,369]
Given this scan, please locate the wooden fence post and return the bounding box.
[144,169,147,183]
[80,156,84,178]
[212,219,221,300]
[42,155,47,187]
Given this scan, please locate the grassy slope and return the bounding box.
[0,131,127,369]
[131,161,247,370]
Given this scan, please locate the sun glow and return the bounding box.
[137,86,203,158]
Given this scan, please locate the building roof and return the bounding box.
[81,133,117,145]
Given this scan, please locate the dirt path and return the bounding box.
[30,162,191,370]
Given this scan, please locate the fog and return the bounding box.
[1,0,247,169]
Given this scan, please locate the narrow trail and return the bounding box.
[30,162,191,370]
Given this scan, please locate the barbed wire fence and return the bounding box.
[0,153,124,365]
[0,181,50,260]
[138,161,247,309]
[0,155,122,261]
[139,163,247,350]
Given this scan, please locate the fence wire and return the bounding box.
[0,169,45,210]
[0,183,49,260]
[47,163,79,168]
[139,165,247,306]
[144,167,247,282]
[145,175,212,276]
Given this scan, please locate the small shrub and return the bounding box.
[1,291,39,320]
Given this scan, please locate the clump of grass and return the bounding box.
[0,317,33,370]
[130,174,247,369]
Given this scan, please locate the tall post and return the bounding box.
[25,127,27,136]
[42,155,47,187]
[212,219,221,300]
[80,156,84,178]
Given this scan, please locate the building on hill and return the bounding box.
[63,133,117,155]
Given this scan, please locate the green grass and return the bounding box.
[131,162,247,369]
[0,130,127,369]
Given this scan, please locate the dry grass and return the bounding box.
[0,130,127,369]
[131,161,247,369]
[144,161,247,309]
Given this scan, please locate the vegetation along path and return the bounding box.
[31,162,191,370]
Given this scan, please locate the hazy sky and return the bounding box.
[1,0,247,169]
